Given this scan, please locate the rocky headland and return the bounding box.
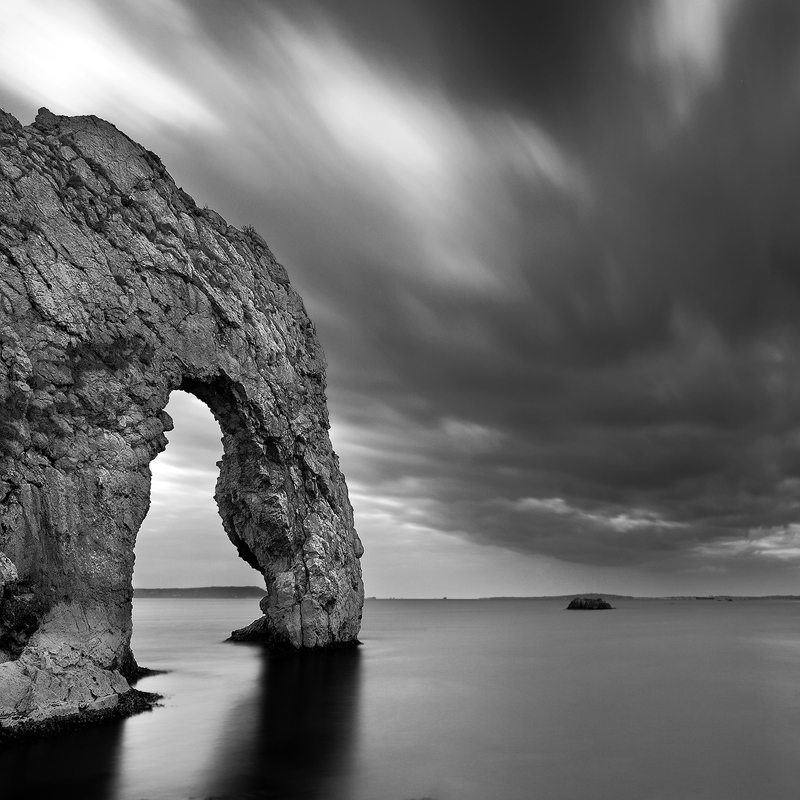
[0,107,364,738]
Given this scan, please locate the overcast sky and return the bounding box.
[3,0,800,596]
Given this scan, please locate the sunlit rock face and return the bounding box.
[0,107,363,734]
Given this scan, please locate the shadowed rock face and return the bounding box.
[0,108,363,734]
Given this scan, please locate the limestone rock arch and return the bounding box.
[0,108,363,734]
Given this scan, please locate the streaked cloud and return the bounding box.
[0,0,220,133]
[634,0,741,123]
[693,525,800,562]
[516,496,686,534]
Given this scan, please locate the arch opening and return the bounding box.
[133,390,261,593]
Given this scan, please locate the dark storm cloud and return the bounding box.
[263,0,800,571]
[3,0,800,585]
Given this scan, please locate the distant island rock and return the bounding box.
[566,596,614,610]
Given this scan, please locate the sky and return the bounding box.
[2,0,800,596]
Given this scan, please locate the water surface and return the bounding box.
[2,598,800,799]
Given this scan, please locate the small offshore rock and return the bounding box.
[566,596,614,610]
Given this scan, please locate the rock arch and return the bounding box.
[0,108,363,735]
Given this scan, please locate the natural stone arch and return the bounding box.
[0,108,363,735]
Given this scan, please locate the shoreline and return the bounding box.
[0,688,162,747]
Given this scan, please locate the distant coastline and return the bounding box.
[134,586,266,598]
[368,594,800,601]
[477,594,800,601]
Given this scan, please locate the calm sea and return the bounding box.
[2,597,800,799]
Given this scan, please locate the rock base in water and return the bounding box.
[566,596,614,610]
[229,616,362,651]
[0,688,161,745]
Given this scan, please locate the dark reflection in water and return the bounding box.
[209,645,362,800]
[0,609,362,800]
[0,715,124,800]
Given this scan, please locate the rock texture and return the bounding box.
[0,108,363,735]
[566,597,613,610]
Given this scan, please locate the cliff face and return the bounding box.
[0,108,364,734]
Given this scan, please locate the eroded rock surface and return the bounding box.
[0,108,363,735]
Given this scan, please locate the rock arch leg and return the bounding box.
[181,376,363,649]
[0,346,164,734]
[0,107,363,737]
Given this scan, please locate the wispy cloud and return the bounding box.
[0,0,220,132]
[693,525,800,562]
[633,0,742,124]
